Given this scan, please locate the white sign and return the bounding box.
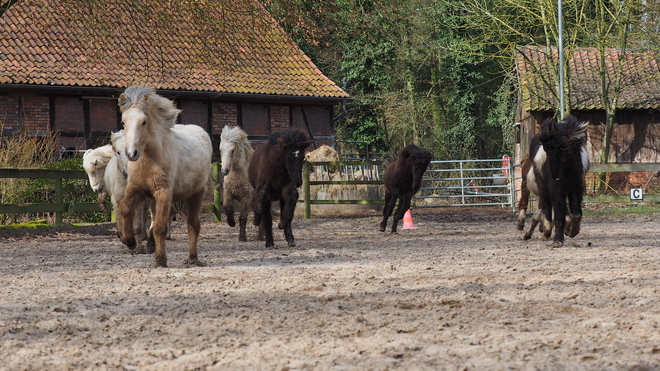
[630,188,643,200]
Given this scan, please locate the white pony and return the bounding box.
[118,85,213,267]
[105,130,150,251]
[82,144,114,211]
[219,125,254,242]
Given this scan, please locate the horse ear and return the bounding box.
[118,94,127,107]
[277,137,286,148]
[142,94,150,102]
[302,140,314,149]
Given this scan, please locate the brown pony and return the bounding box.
[248,129,313,247]
[380,144,433,233]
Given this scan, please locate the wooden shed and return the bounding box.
[515,46,660,166]
[0,0,349,160]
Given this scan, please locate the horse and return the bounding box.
[117,85,213,267]
[532,115,589,247]
[105,130,150,250]
[219,125,254,242]
[82,144,115,211]
[516,135,551,240]
[380,144,433,233]
[248,128,313,247]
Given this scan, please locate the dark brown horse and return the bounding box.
[248,129,313,247]
[533,115,589,247]
[380,144,433,233]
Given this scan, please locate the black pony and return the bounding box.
[248,128,313,247]
[380,144,433,233]
[533,115,589,247]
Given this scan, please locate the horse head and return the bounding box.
[400,144,433,191]
[111,130,129,179]
[539,115,588,180]
[277,130,314,188]
[219,126,249,176]
[82,145,113,194]
[118,85,180,162]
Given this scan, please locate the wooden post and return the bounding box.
[303,162,311,219]
[213,163,222,222]
[55,178,63,225]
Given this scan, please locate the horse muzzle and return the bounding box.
[126,150,139,162]
[94,185,104,194]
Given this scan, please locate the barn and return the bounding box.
[514,45,660,190]
[0,0,349,160]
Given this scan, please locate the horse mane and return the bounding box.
[221,125,253,164]
[118,85,180,130]
[270,128,311,149]
[540,115,588,153]
[83,144,114,168]
[110,130,125,151]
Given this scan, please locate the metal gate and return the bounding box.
[414,157,515,210]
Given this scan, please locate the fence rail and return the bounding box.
[3,161,660,224]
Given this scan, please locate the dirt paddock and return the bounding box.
[1,207,660,370]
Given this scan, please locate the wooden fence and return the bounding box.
[2,162,659,224]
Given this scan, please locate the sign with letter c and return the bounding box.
[630,188,643,200]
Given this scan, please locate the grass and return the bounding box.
[583,202,660,218]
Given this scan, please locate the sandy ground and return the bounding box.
[1,207,660,371]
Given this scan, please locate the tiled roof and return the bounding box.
[516,45,660,111]
[0,0,349,99]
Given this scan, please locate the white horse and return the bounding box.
[82,144,114,211]
[118,85,213,267]
[219,125,254,241]
[105,130,150,251]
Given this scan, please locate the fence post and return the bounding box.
[303,162,311,219]
[212,163,222,222]
[55,177,63,225]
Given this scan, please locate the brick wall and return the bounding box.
[54,97,84,132]
[90,100,118,132]
[23,96,50,135]
[212,102,238,133]
[270,105,290,132]
[0,95,20,132]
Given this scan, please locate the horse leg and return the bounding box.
[517,185,530,231]
[223,188,236,227]
[151,189,173,267]
[238,199,249,242]
[261,199,274,247]
[566,191,583,238]
[132,199,150,254]
[184,191,204,266]
[524,208,542,240]
[146,199,157,254]
[541,195,553,240]
[550,194,567,247]
[391,194,412,234]
[118,186,146,250]
[380,192,396,232]
[252,184,269,227]
[278,185,299,247]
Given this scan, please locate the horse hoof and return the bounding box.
[517,222,525,231]
[278,221,286,230]
[287,239,296,247]
[226,216,236,228]
[523,234,532,240]
[123,237,137,250]
[239,235,247,242]
[549,241,564,248]
[132,245,147,255]
[265,242,274,248]
[146,240,156,254]
[155,260,168,268]
[185,258,205,267]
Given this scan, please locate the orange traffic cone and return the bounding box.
[402,209,418,230]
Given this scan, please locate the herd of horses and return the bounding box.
[82,85,590,267]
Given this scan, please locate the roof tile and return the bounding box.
[0,0,348,99]
[517,46,660,111]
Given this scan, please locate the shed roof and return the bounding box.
[516,45,660,111]
[0,0,348,100]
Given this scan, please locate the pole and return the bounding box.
[558,0,565,118]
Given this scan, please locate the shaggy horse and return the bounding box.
[82,144,114,211]
[118,85,213,267]
[248,128,313,247]
[220,125,254,242]
[533,115,589,247]
[105,130,150,250]
[380,144,433,233]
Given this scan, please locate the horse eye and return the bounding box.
[141,121,146,126]
[231,149,235,154]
